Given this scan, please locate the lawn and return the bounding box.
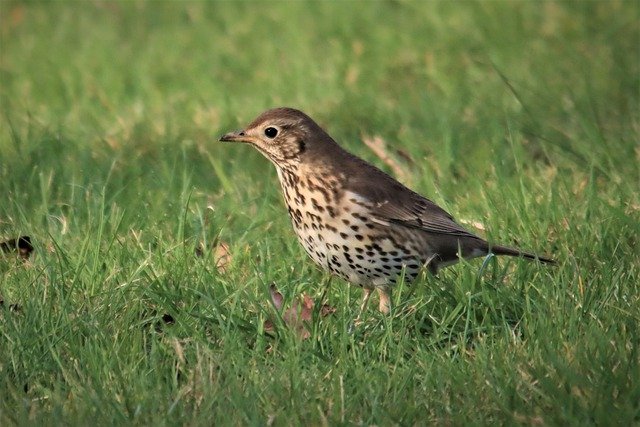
[1,1,638,425]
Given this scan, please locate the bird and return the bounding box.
[220,107,554,317]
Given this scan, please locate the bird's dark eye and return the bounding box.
[264,127,278,138]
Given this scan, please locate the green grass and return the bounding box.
[1,0,639,425]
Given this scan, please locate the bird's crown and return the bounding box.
[220,107,337,169]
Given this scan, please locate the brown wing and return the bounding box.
[345,155,479,239]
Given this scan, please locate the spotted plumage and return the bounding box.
[220,107,554,315]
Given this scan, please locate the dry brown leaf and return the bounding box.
[7,5,25,30]
[195,240,232,272]
[264,284,335,339]
[214,241,232,272]
[362,135,411,183]
[352,40,364,56]
[345,65,360,86]
[458,218,486,231]
[269,284,284,310]
[104,136,121,150]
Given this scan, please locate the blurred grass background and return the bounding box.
[1,1,639,425]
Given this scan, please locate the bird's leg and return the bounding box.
[376,287,391,315]
[425,255,439,277]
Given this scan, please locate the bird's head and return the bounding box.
[219,107,333,169]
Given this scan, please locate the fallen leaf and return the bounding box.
[320,302,336,317]
[362,135,411,183]
[7,5,25,30]
[345,65,360,86]
[352,40,364,56]
[264,283,335,339]
[269,283,284,310]
[214,241,232,272]
[195,240,232,272]
[458,218,486,231]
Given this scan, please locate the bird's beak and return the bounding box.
[219,130,254,143]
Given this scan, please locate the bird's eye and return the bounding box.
[264,127,278,138]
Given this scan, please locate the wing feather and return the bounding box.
[344,157,478,238]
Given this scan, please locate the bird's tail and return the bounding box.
[490,244,555,265]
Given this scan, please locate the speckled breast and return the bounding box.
[276,168,425,288]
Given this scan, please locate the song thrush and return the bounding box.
[220,108,554,316]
